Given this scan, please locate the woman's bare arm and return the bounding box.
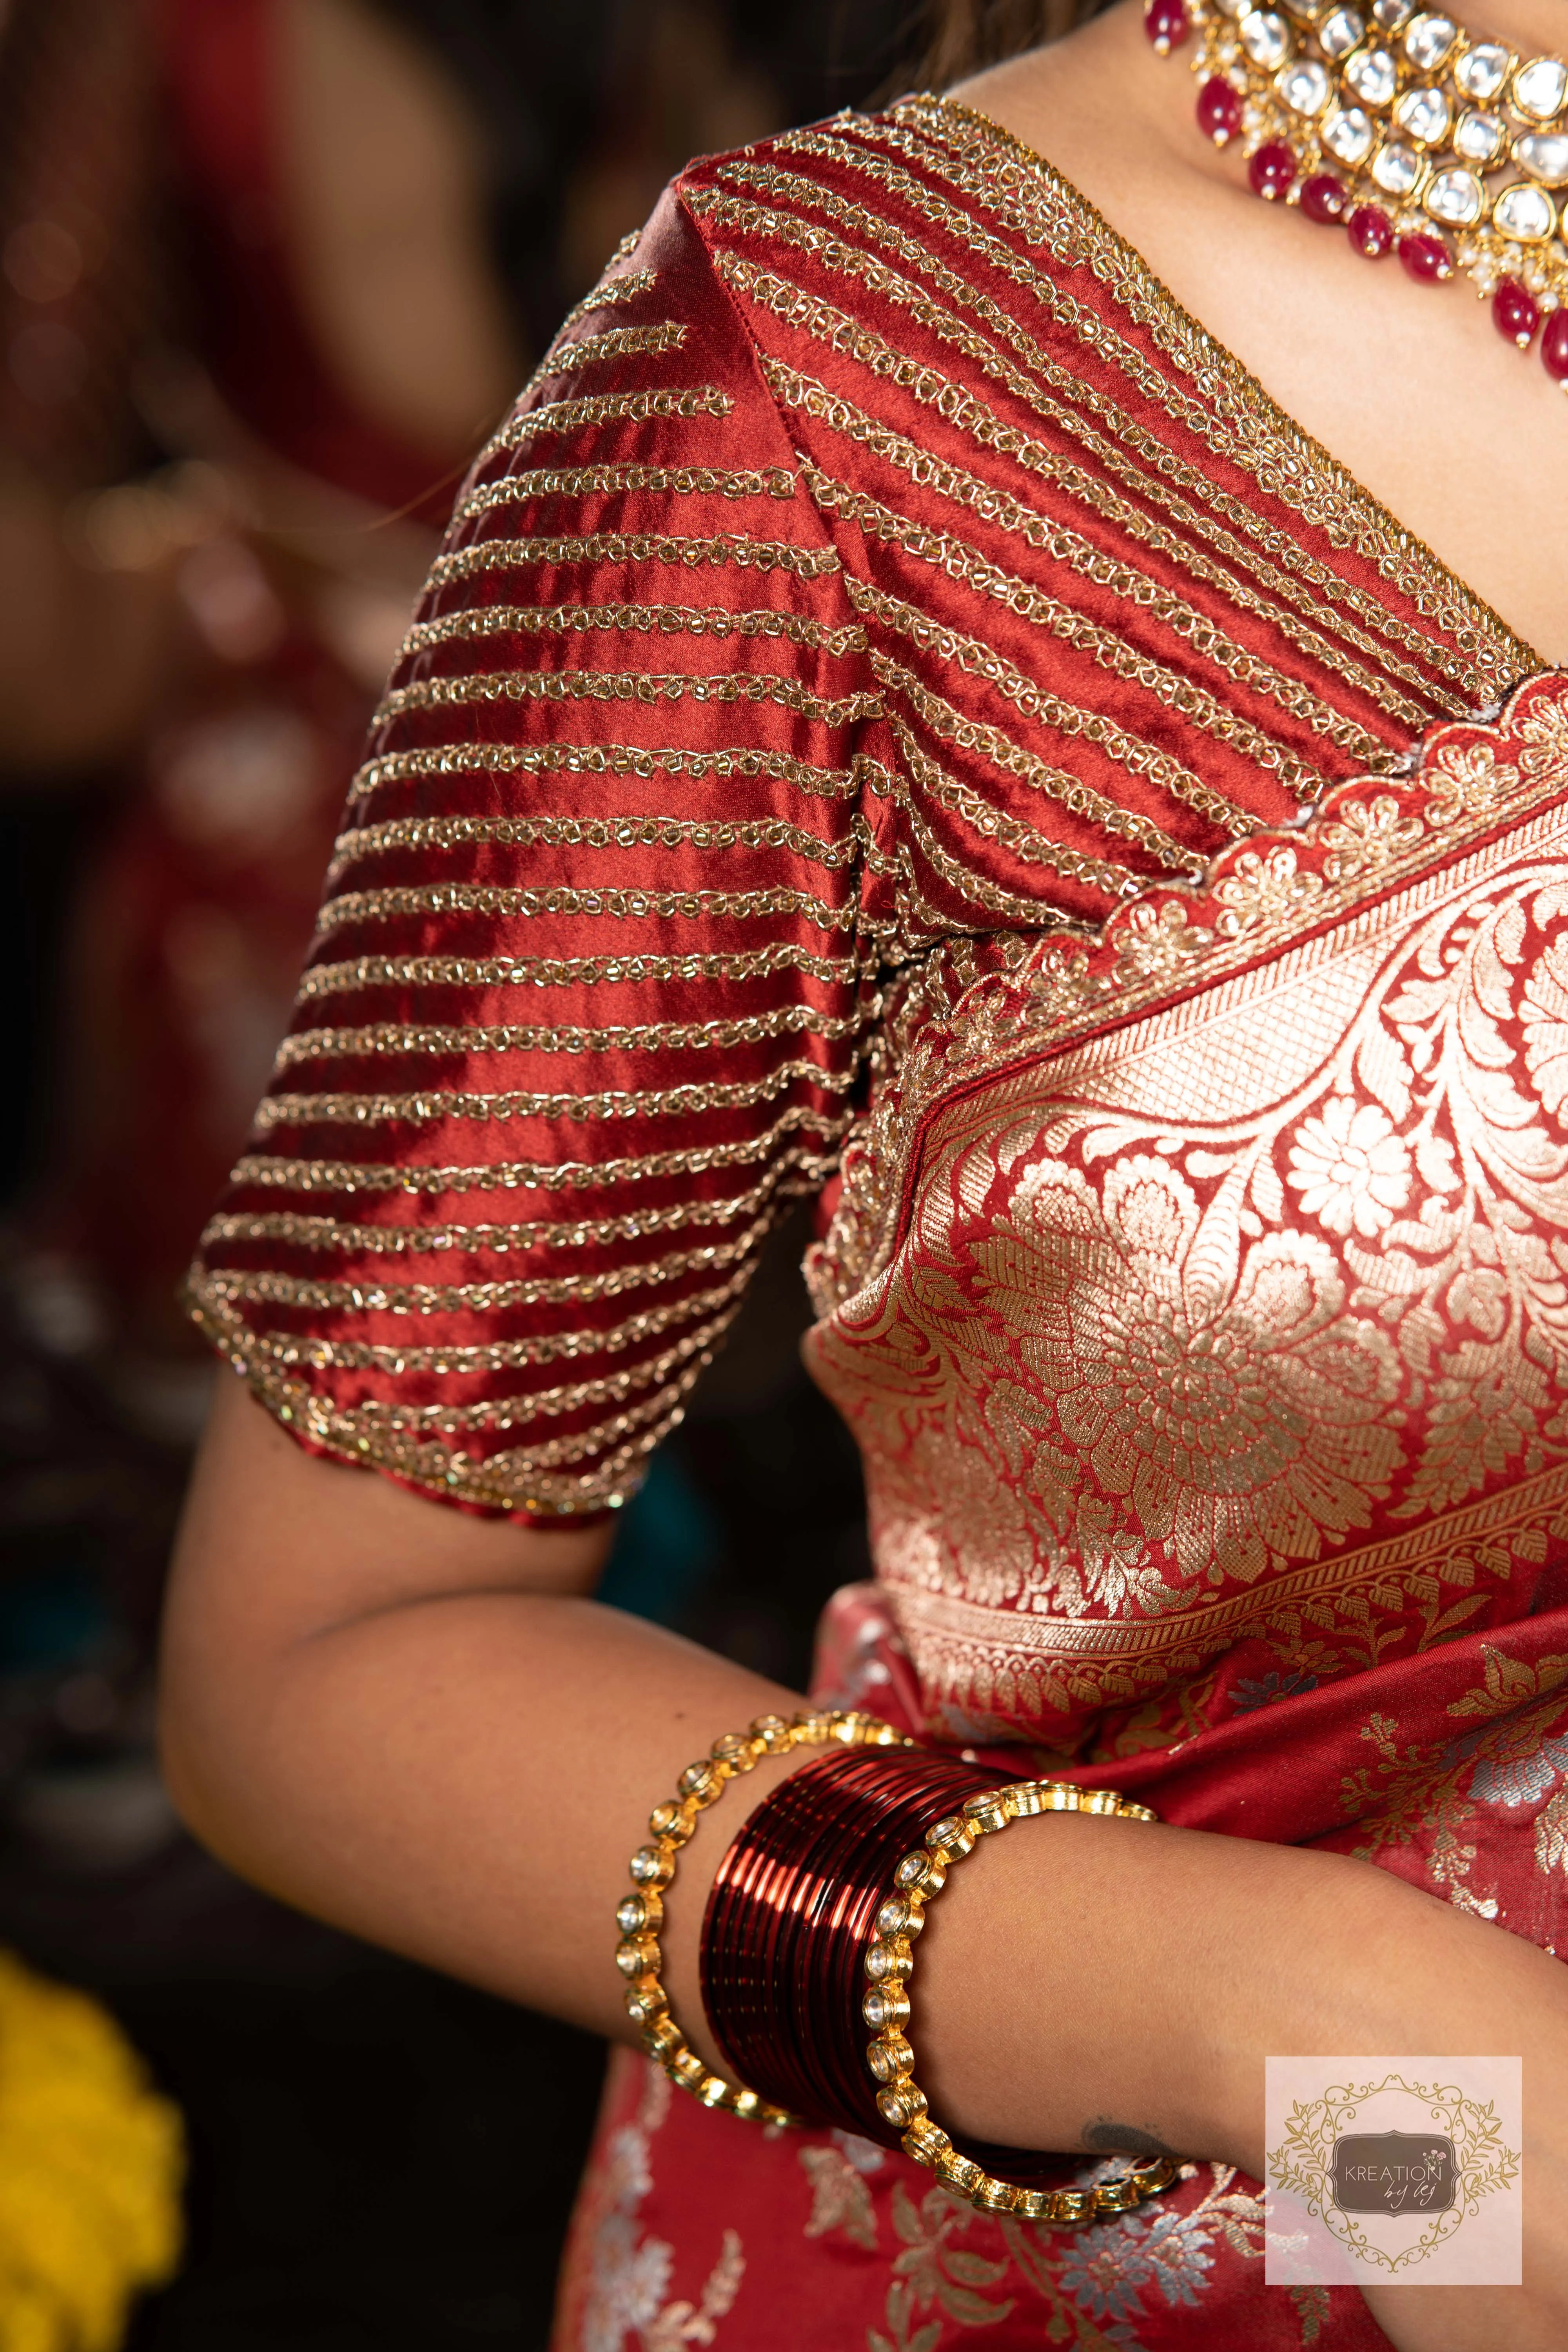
[162,1377,1568,2348]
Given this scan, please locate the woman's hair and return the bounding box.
[911,0,1112,85]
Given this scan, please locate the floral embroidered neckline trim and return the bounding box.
[929,670,1568,1102]
[913,90,1541,691]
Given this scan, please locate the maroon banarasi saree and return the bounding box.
[187,94,1566,2350]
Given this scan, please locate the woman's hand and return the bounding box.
[916,1809,1568,2348]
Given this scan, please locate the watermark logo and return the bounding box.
[1264,2058,1521,2287]
[1330,2130,1454,2215]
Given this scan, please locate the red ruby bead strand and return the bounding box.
[1158,12,1568,410]
[1300,174,1347,224]
[1143,0,1189,53]
[1544,311,1568,391]
[1397,234,1452,285]
[1494,280,1541,350]
[1347,205,1394,260]
[1196,76,1241,146]
[1248,142,1296,202]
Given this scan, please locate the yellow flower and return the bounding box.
[1286,1097,1412,1239]
[0,1952,182,2352]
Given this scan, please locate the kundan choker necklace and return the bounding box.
[1144,0,1568,387]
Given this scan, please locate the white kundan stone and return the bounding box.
[1240,9,1291,67]
[1514,56,1568,122]
[1278,57,1332,113]
[1371,140,1424,196]
[1423,166,1485,225]
[1343,44,1398,106]
[1403,13,1456,70]
[1513,130,1568,186]
[1454,42,1512,103]
[1322,103,1376,164]
[1319,6,1365,61]
[1492,181,1558,240]
[1395,84,1451,144]
[1454,107,1505,164]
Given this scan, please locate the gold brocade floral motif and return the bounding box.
[806,675,1568,1737]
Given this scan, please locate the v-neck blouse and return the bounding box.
[186,93,1543,1521]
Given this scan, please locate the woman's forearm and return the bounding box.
[161,1378,1568,2187]
[919,1806,1568,2176]
[167,1569,820,2035]
[160,1383,811,2037]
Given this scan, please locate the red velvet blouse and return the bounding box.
[185,95,1533,1524]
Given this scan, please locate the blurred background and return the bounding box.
[0,3,919,2343]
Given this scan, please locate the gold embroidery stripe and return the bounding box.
[796,442,1383,766]
[444,1384,694,1475]
[328,809,855,879]
[189,1278,745,1508]
[452,465,795,526]
[775,360,1350,779]
[543,261,660,353]
[539,321,686,376]
[839,533,1323,800]
[887,722,1140,908]
[379,1383,694,1477]
[708,146,1473,701]
[198,1356,696,1507]
[205,1207,777,1318]
[201,1152,829,1257]
[263,1312,728,1427]
[274,1001,862,1071]
[877,653,1203,877]
[254,1054,866,1132]
[900,100,1530,694]
[225,1103,853,1195]
[486,384,730,455]
[401,599,863,659]
[430,531,840,583]
[313,878,862,944]
[857,577,1249,838]
[347,739,864,807]
[372,666,876,728]
[294,942,869,1002]
[735,271,1423,734]
[718,244,1427,724]
[196,1273,727,1429]
[238,1264,755,1373]
[188,1350,725,1505]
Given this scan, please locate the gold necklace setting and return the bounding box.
[1145,0,1568,387]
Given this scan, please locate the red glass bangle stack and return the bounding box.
[1145,0,1568,390]
[701,1745,1009,2147]
[700,1746,1179,2223]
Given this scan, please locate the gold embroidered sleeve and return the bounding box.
[185,192,884,1523]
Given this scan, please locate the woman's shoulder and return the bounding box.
[667,94,1087,309]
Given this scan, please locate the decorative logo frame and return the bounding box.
[1264,2058,1522,2287]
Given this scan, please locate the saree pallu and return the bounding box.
[554,672,1568,2352]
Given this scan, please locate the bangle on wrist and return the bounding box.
[699,1748,1185,2225]
[863,1777,1180,2222]
[615,1708,913,2125]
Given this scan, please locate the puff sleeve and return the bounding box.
[185,188,885,1521]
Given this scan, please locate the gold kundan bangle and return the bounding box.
[615,1707,915,2124]
[863,1777,1184,2222]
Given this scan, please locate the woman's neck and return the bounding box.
[1462,0,1568,54]
[946,0,1568,664]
